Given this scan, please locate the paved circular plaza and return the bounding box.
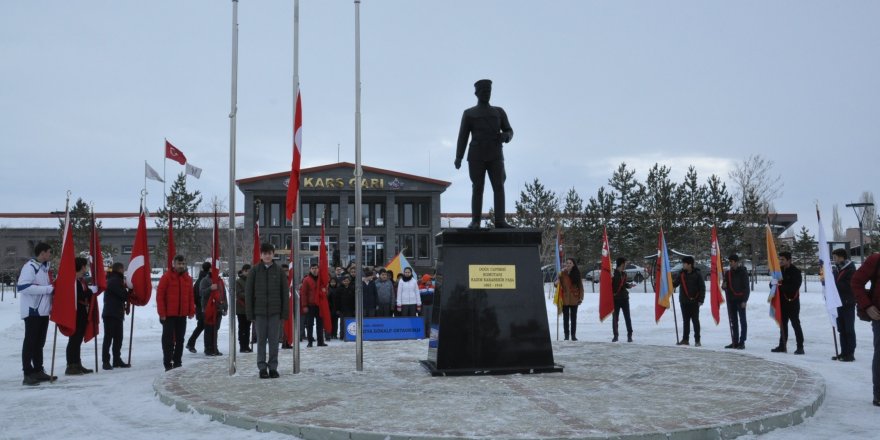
[154,341,824,439]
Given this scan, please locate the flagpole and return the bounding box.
[92,206,99,374]
[671,288,680,343]
[162,143,167,208]
[226,0,240,376]
[353,0,364,372]
[292,0,302,375]
[50,192,71,382]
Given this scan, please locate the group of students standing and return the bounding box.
[553,249,862,358]
[19,243,132,386]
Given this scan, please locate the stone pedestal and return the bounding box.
[420,228,562,376]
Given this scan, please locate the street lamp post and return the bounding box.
[845,202,874,262]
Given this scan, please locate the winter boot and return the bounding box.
[794,346,805,355]
[79,364,94,374]
[676,339,689,346]
[612,335,618,342]
[66,364,84,376]
[695,338,701,347]
[771,345,786,353]
[102,362,113,371]
[724,343,737,349]
[113,360,131,368]
[627,333,633,343]
[22,373,40,386]
[259,368,270,379]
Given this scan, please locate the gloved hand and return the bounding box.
[416,305,422,313]
[396,305,402,312]
[454,158,462,170]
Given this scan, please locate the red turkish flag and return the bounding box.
[598,226,614,322]
[165,140,187,165]
[318,224,332,331]
[50,209,78,337]
[252,221,261,264]
[285,91,302,220]
[204,211,225,326]
[125,210,153,306]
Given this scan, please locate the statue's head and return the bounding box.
[474,79,492,103]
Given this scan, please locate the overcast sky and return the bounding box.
[2,1,878,235]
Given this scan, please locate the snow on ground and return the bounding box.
[1,278,877,439]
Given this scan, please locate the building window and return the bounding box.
[270,203,281,227]
[329,203,339,226]
[374,203,384,227]
[315,203,326,226]
[122,245,132,255]
[402,203,414,227]
[399,234,414,258]
[361,203,371,227]
[347,204,354,227]
[300,203,311,227]
[418,203,430,227]
[417,234,430,259]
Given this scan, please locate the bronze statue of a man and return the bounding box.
[454,79,514,229]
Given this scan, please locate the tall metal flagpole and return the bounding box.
[226,0,240,376]
[354,0,364,371]
[292,0,302,375]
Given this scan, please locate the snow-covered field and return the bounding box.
[2,279,877,439]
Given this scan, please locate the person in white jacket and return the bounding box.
[18,242,56,386]
[395,267,421,317]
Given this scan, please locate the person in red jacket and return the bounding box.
[300,264,326,347]
[851,252,880,407]
[157,255,195,371]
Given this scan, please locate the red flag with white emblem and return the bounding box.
[165,139,187,165]
[285,91,302,220]
[125,210,152,306]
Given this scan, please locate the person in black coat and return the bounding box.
[326,277,340,339]
[362,269,378,318]
[611,257,634,343]
[337,275,356,339]
[772,251,805,354]
[186,262,211,353]
[102,263,131,370]
[832,248,857,361]
[672,256,706,346]
[66,257,94,375]
[722,254,750,349]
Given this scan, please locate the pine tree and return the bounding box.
[57,198,101,254]
[154,173,203,264]
[561,187,586,262]
[582,186,615,269]
[792,226,818,273]
[702,174,736,257]
[674,166,707,258]
[512,178,559,263]
[607,163,644,262]
[642,164,677,254]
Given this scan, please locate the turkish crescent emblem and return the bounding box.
[125,255,145,289]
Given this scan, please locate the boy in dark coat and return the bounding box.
[722,254,750,349]
[611,257,634,343]
[772,251,804,354]
[673,256,706,346]
[102,262,130,370]
[831,248,856,361]
[245,243,290,379]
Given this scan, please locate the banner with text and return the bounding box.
[343,317,424,341]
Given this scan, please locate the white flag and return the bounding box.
[817,207,843,327]
[145,162,164,182]
[185,163,203,179]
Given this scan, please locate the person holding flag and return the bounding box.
[772,251,805,354]
[673,256,706,347]
[557,258,584,341]
[611,257,634,343]
[65,257,95,375]
[831,248,857,362]
[722,254,750,350]
[300,263,327,347]
[18,242,55,386]
[102,262,130,370]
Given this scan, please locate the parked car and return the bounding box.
[669,262,712,281]
[587,263,647,283]
[541,265,556,283]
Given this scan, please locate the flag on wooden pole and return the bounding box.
[598,226,614,322]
